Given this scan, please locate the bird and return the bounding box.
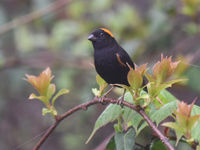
[88,28,135,104]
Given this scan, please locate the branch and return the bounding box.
[33,97,174,150]
[33,100,99,150]
[0,0,72,35]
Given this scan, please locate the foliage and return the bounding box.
[86,103,122,144]
[114,55,185,107]
[114,128,136,150]
[87,55,200,149]
[87,90,178,146]
[24,67,69,117]
[1,0,200,149]
[163,99,200,145]
[23,62,200,149]
[150,139,193,150]
[92,74,108,97]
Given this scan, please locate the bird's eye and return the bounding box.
[100,32,104,37]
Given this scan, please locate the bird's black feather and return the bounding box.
[88,28,135,86]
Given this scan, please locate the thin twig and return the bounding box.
[33,120,61,150]
[33,97,174,150]
[33,100,99,150]
[0,0,72,35]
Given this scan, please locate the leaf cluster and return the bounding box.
[88,55,200,149]
[24,67,69,117]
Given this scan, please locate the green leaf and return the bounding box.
[114,128,136,150]
[115,84,133,97]
[96,74,107,89]
[124,91,134,103]
[162,122,180,131]
[170,140,194,150]
[96,75,108,97]
[191,122,200,143]
[124,128,136,150]
[136,122,148,136]
[131,114,144,133]
[164,79,187,86]
[147,82,171,98]
[188,115,200,130]
[29,93,48,105]
[155,89,177,108]
[114,123,122,133]
[158,89,177,102]
[42,108,51,116]
[106,136,116,150]
[123,107,143,132]
[92,88,100,97]
[115,132,124,150]
[175,131,184,146]
[145,72,154,82]
[151,101,177,125]
[162,122,183,144]
[150,139,168,150]
[47,84,56,99]
[52,89,69,106]
[42,107,57,116]
[114,118,123,132]
[123,93,135,118]
[154,83,172,95]
[136,93,149,101]
[148,79,186,98]
[86,104,123,144]
[96,74,105,86]
[191,105,200,142]
[123,92,144,133]
[150,139,193,150]
[122,105,138,122]
[127,69,143,90]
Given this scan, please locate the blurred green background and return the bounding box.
[0,0,200,149]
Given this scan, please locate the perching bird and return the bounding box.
[88,28,135,103]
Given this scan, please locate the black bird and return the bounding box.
[88,28,135,103]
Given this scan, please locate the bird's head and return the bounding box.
[88,28,116,49]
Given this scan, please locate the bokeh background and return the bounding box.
[0,0,200,149]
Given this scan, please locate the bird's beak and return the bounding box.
[88,34,97,41]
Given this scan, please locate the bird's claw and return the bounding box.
[99,96,107,105]
[117,97,124,108]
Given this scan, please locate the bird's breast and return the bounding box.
[94,49,117,69]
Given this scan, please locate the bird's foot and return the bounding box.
[117,97,124,108]
[98,86,114,105]
[117,89,126,107]
[99,95,107,105]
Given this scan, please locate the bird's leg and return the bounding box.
[117,89,126,107]
[156,96,164,105]
[99,85,114,104]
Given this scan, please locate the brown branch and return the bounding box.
[33,120,61,150]
[33,100,99,150]
[33,97,174,150]
[0,0,72,35]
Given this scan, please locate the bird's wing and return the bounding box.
[115,49,134,69]
[116,53,127,67]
